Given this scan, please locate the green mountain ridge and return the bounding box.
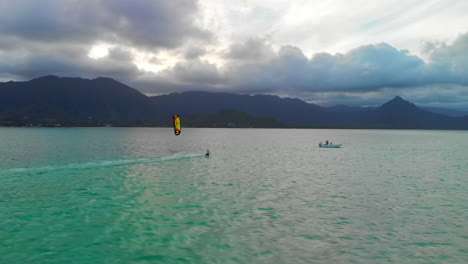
[0,76,467,129]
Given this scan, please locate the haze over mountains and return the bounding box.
[0,76,467,129]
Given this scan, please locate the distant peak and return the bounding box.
[94,77,113,81]
[32,75,60,81]
[385,96,412,105]
[92,77,130,87]
[379,96,419,111]
[93,77,120,83]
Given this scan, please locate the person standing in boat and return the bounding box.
[326,140,329,145]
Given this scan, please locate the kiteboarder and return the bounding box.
[173,115,181,136]
[205,150,210,157]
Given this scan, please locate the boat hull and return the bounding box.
[319,144,342,148]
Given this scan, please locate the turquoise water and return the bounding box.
[1,128,467,263]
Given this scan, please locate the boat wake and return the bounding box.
[1,153,204,174]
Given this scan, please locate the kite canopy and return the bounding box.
[173,115,181,136]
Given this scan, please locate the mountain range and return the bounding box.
[0,76,158,126]
[0,75,467,129]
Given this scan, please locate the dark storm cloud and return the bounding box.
[226,41,427,93]
[171,59,224,85]
[425,33,468,83]
[224,33,468,93]
[184,46,206,60]
[0,0,211,82]
[225,38,276,61]
[0,45,138,81]
[0,0,211,49]
[103,0,211,49]
[152,38,437,95]
[146,34,468,109]
[0,0,467,111]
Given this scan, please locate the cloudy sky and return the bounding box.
[0,0,467,109]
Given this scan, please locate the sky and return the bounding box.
[0,0,467,110]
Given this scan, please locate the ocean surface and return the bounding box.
[1,127,467,264]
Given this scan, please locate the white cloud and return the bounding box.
[199,0,468,57]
